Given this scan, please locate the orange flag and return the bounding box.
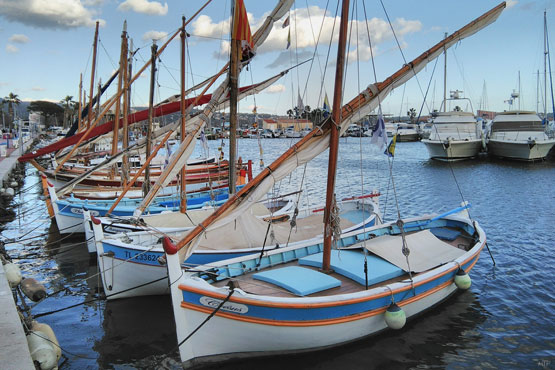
[232,0,254,57]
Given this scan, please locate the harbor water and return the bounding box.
[1,137,554,369]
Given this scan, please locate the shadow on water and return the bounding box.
[94,295,179,368]
[198,291,487,370]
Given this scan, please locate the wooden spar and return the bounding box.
[122,31,130,186]
[78,74,83,132]
[144,41,158,198]
[228,2,240,194]
[106,130,173,215]
[111,21,127,179]
[96,80,102,118]
[322,0,349,272]
[171,1,507,252]
[180,16,187,213]
[87,21,99,130]
[51,8,209,175]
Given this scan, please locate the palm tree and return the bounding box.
[4,92,21,131]
[407,107,417,123]
[60,95,75,129]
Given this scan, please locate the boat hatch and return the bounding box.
[363,229,466,273]
[299,250,404,286]
[252,266,341,296]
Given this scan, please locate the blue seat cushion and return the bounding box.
[299,250,404,286]
[252,266,341,296]
[430,227,461,241]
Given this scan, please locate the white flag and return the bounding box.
[370,115,388,150]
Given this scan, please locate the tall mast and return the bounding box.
[77,74,83,132]
[111,21,127,179]
[144,41,158,198]
[122,34,130,186]
[544,10,548,120]
[228,1,240,195]
[322,0,349,272]
[443,32,447,112]
[87,21,99,129]
[180,16,188,213]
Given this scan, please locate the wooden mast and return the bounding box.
[180,16,187,213]
[228,1,240,195]
[122,34,130,186]
[322,0,349,272]
[87,21,99,129]
[144,41,158,198]
[111,21,127,179]
[77,74,83,132]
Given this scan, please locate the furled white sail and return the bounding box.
[175,2,507,261]
[133,0,295,215]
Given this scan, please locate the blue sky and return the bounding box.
[1,0,553,117]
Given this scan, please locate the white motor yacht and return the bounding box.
[487,111,555,160]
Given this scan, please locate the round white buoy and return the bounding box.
[26,330,58,370]
[31,321,61,361]
[4,187,15,197]
[454,269,472,290]
[384,302,406,330]
[4,262,22,288]
[10,181,18,188]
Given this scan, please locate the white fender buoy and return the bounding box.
[31,321,61,361]
[26,330,58,370]
[4,262,22,288]
[384,302,406,330]
[454,269,472,290]
[21,278,47,302]
[4,187,15,197]
[10,181,18,188]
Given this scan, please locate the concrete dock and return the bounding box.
[0,137,36,370]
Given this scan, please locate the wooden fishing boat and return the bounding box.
[85,195,380,298]
[159,1,504,365]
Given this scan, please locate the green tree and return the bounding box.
[4,92,21,130]
[454,106,462,112]
[286,109,294,118]
[60,95,75,129]
[28,101,64,128]
[407,107,417,123]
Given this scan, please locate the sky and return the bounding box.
[1,0,554,118]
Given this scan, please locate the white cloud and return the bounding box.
[506,0,518,9]
[212,40,230,59]
[0,0,104,29]
[9,34,30,43]
[118,0,168,16]
[265,84,286,94]
[6,44,18,53]
[142,30,168,41]
[32,86,46,91]
[191,6,421,62]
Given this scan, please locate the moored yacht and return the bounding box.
[487,111,555,160]
[422,110,483,160]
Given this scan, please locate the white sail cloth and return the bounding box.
[177,3,506,262]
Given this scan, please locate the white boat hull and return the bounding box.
[487,139,555,160]
[422,139,482,160]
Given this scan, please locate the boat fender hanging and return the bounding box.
[21,278,47,302]
[384,302,406,330]
[26,330,58,370]
[4,262,22,288]
[454,268,471,290]
[31,321,61,362]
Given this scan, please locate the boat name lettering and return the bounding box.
[199,296,248,314]
[71,208,99,216]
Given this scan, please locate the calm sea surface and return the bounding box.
[2,137,554,369]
